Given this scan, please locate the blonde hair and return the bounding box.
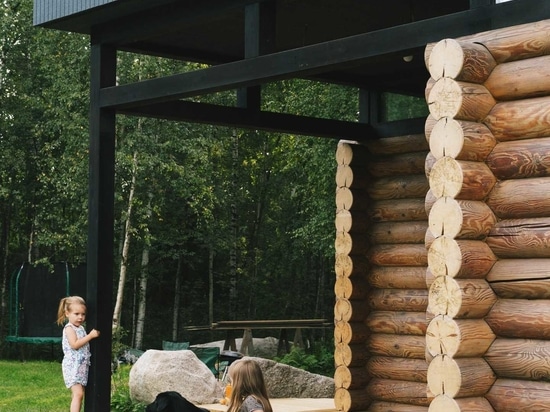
[56,296,87,326]
[227,358,272,412]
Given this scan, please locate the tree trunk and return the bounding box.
[172,256,182,341]
[134,192,152,350]
[112,150,138,331]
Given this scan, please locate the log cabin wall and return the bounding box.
[423,19,550,412]
[334,135,430,411]
[335,18,550,412]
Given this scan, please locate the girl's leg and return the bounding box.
[70,384,84,412]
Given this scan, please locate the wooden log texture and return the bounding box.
[335,209,372,234]
[428,157,496,200]
[334,297,369,323]
[425,113,438,141]
[426,316,495,358]
[368,221,428,244]
[335,253,370,278]
[428,197,496,240]
[367,333,426,359]
[335,186,371,211]
[486,177,550,219]
[485,338,550,381]
[486,217,550,258]
[428,277,496,319]
[368,289,428,312]
[368,244,427,267]
[425,189,438,216]
[486,137,550,180]
[334,231,370,257]
[367,378,430,406]
[487,259,550,299]
[428,117,496,162]
[427,356,495,398]
[484,95,550,142]
[334,364,371,390]
[370,401,428,412]
[428,78,496,121]
[368,198,427,222]
[425,152,437,180]
[366,152,428,177]
[336,140,370,166]
[485,299,550,340]
[428,39,496,83]
[334,387,372,412]
[428,395,495,412]
[364,134,428,155]
[485,378,550,412]
[334,320,370,345]
[334,341,369,368]
[425,19,550,65]
[367,356,428,383]
[366,311,427,336]
[428,238,497,279]
[334,275,369,300]
[367,175,429,200]
[367,266,427,290]
[335,164,371,190]
[484,55,550,101]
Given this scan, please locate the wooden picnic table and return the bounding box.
[210,319,332,355]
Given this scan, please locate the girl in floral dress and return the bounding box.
[56,296,100,412]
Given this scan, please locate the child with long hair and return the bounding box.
[226,358,273,412]
[56,296,100,412]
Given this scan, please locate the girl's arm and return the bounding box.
[65,327,100,350]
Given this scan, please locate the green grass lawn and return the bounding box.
[0,360,69,411]
[0,360,143,412]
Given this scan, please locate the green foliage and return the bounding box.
[111,365,147,412]
[274,341,335,377]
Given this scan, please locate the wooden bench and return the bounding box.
[199,398,338,412]
[211,319,332,355]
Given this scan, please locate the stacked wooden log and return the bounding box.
[423,19,550,412]
[334,135,430,411]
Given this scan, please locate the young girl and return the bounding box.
[56,296,100,412]
[226,358,273,412]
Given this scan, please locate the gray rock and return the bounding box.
[247,356,335,398]
[129,349,223,405]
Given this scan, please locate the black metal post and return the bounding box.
[85,36,116,412]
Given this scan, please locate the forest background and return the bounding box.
[0,0,427,355]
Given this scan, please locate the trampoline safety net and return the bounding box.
[6,262,87,344]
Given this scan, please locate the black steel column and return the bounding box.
[85,36,116,412]
[237,1,276,109]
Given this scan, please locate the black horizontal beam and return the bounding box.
[100,0,550,109]
[120,100,371,140]
[119,100,425,140]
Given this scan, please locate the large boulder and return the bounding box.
[249,357,335,398]
[129,349,223,405]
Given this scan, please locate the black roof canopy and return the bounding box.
[34,0,550,115]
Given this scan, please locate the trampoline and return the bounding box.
[6,262,87,345]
